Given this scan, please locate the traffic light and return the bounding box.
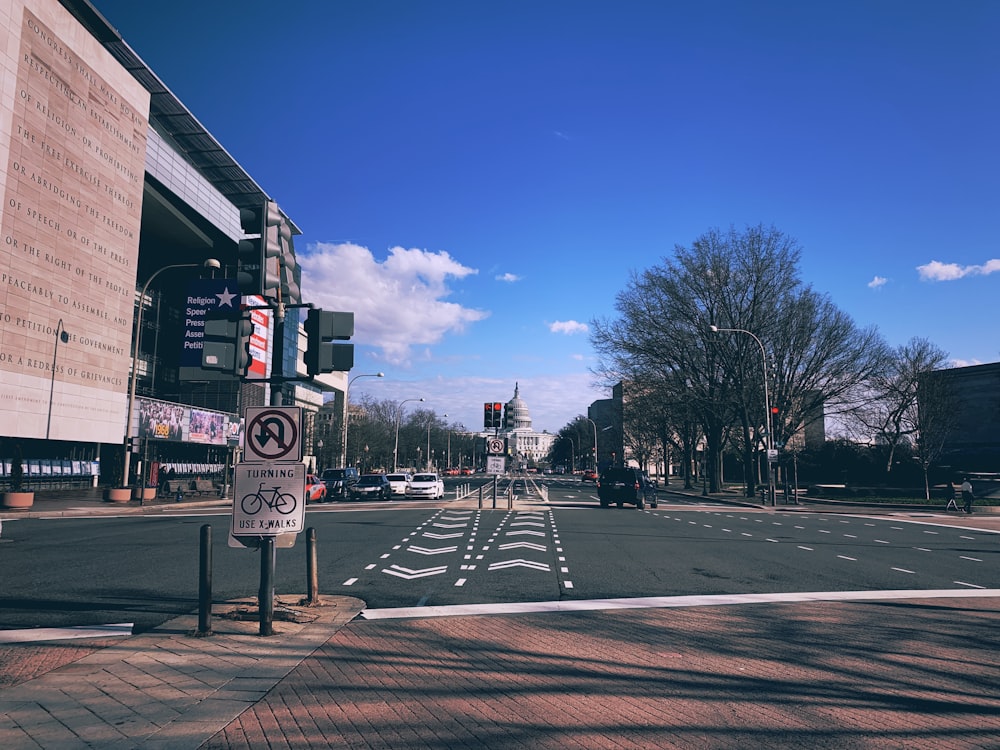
[201,308,254,376]
[305,308,354,376]
[484,402,502,429]
[237,201,283,298]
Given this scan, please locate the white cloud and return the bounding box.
[916,259,1000,281]
[549,320,589,335]
[950,358,982,368]
[867,275,888,289]
[496,272,521,283]
[300,243,488,365]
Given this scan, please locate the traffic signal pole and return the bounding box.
[257,299,287,637]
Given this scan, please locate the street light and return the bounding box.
[122,259,221,487]
[583,417,599,470]
[342,372,384,467]
[443,414,450,468]
[46,318,69,440]
[557,436,575,473]
[393,397,424,471]
[709,324,774,505]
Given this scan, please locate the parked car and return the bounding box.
[305,474,327,503]
[351,473,392,500]
[596,466,657,509]
[406,472,445,499]
[581,469,598,482]
[321,467,359,500]
[460,467,473,475]
[385,472,412,496]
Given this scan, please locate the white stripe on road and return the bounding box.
[360,588,1000,620]
[0,623,133,644]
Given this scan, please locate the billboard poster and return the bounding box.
[137,398,186,440]
[189,408,227,445]
[179,279,270,381]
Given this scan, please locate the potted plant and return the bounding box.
[3,445,34,509]
[103,450,132,503]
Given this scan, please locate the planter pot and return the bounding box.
[133,487,157,501]
[2,491,34,509]
[105,487,133,503]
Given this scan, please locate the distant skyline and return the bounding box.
[93,0,1000,433]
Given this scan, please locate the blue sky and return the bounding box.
[93,0,1000,434]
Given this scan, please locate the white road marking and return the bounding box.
[360,588,1000,620]
[0,623,133,644]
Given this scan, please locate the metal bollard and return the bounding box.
[197,524,212,635]
[478,485,483,509]
[305,527,319,606]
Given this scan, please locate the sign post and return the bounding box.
[231,404,305,635]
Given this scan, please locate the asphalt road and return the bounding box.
[1,479,997,634]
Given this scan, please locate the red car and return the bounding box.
[305,474,327,503]
[581,469,598,482]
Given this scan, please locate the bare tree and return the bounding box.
[853,338,951,474]
[593,224,889,498]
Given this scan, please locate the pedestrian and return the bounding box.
[945,480,959,512]
[960,477,974,514]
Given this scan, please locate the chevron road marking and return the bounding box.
[407,545,459,555]
[422,532,465,539]
[498,541,547,551]
[488,559,551,572]
[382,564,448,580]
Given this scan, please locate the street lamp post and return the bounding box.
[443,414,450,468]
[709,324,775,505]
[393,397,424,471]
[557,436,574,473]
[122,260,220,488]
[342,372,384,467]
[46,319,69,440]
[583,417,599,471]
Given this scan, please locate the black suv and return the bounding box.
[321,467,360,500]
[597,467,658,509]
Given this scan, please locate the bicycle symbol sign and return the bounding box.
[232,461,306,537]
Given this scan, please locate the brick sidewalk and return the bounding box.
[205,598,1000,750]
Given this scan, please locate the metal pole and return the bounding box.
[198,524,212,635]
[259,535,274,636]
[46,319,67,440]
[123,261,218,487]
[306,527,319,606]
[342,373,383,468]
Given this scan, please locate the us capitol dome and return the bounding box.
[499,383,554,467]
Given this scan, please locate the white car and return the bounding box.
[385,473,412,496]
[406,472,445,499]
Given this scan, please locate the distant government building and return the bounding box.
[0,0,342,491]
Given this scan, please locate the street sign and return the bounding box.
[231,461,306,537]
[487,437,505,455]
[767,448,778,463]
[244,406,302,462]
[486,455,506,475]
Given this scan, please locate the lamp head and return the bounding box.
[709,324,719,332]
[203,258,221,270]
